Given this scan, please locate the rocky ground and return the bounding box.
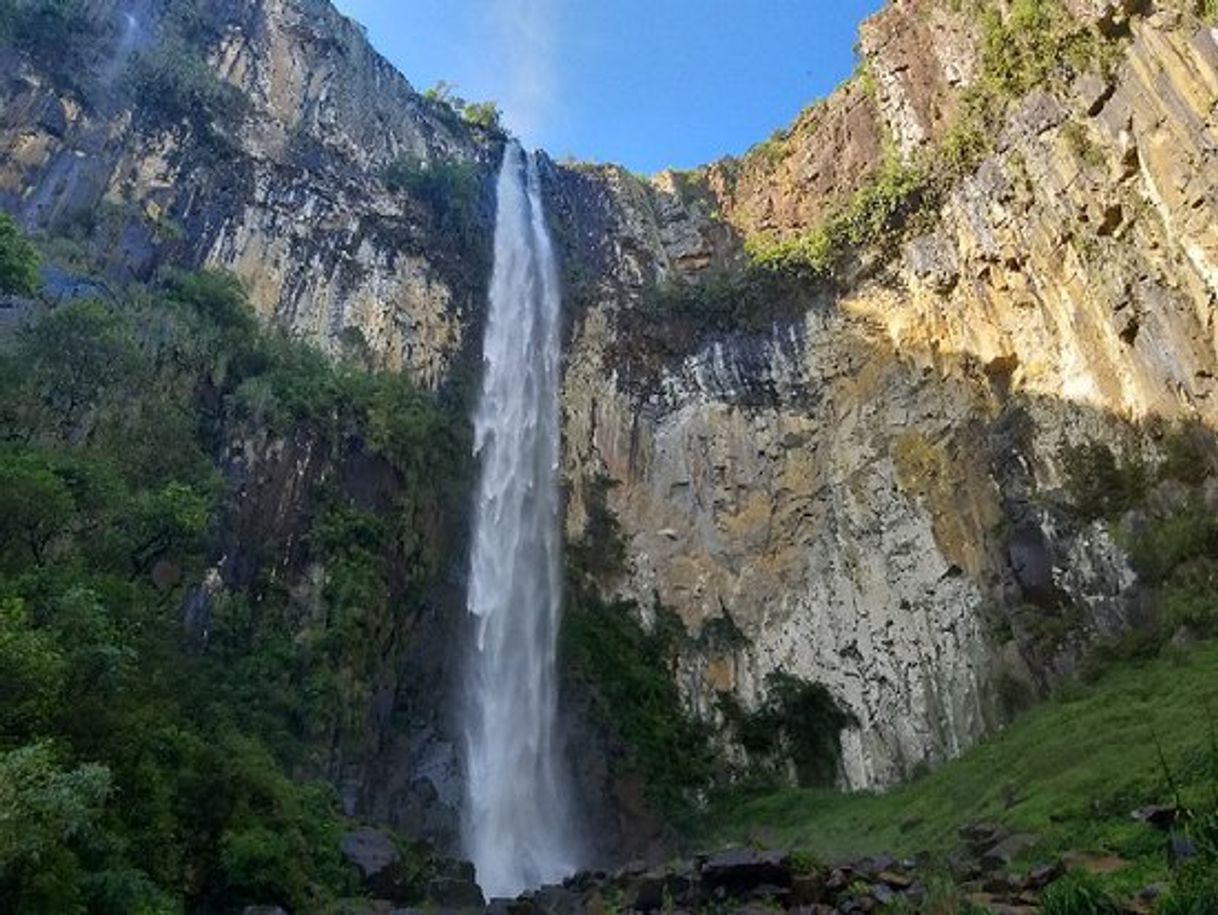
[305,812,1197,915]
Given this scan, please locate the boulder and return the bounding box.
[341,828,399,881]
[427,858,485,911]
[790,872,826,905]
[959,822,1010,851]
[522,885,582,915]
[700,848,793,895]
[624,867,694,911]
[980,833,1039,870]
[1026,860,1066,889]
[1131,805,1181,830]
[339,828,404,900]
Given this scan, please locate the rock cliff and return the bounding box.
[6,0,1218,858]
[0,0,500,387]
[551,0,1218,790]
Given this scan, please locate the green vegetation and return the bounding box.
[383,156,483,252]
[461,100,502,133]
[1056,426,1218,652]
[130,35,247,132]
[561,591,716,823]
[0,213,41,295]
[1158,854,1218,913]
[1,0,246,131]
[128,3,247,134]
[561,474,858,821]
[0,217,469,911]
[421,81,503,134]
[1059,441,1148,523]
[879,877,989,914]
[0,0,114,93]
[705,642,1218,901]
[719,673,857,789]
[1040,871,1119,915]
[745,152,929,280]
[561,474,716,822]
[643,263,813,334]
[972,0,1117,101]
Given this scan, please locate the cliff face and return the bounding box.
[552,0,1218,789]
[7,0,1218,852]
[0,0,499,387]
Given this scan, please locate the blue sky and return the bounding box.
[331,0,884,174]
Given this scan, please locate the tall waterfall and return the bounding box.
[462,142,579,898]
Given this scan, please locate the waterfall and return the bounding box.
[461,142,579,898]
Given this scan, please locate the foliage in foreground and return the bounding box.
[0,221,469,912]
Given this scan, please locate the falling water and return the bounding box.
[462,142,579,898]
[101,8,142,85]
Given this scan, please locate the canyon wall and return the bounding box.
[552,0,1218,789]
[6,0,1218,853]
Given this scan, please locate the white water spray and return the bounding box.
[462,142,579,898]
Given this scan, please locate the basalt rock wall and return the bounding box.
[551,0,1218,790]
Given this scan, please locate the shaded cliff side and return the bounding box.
[0,0,502,867]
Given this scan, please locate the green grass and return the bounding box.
[703,642,1218,897]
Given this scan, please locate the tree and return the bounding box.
[0,452,75,563]
[0,213,40,296]
[461,100,501,132]
[0,598,67,736]
[0,742,111,912]
[21,300,140,436]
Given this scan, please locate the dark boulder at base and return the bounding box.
[980,833,1040,870]
[701,848,793,899]
[340,828,407,900]
[427,858,486,910]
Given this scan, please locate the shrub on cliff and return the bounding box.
[421,81,503,135]
[384,156,482,251]
[461,100,501,132]
[1059,442,1147,522]
[719,672,857,789]
[745,153,928,281]
[2,0,109,93]
[130,34,248,133]
[560,590,716,823]
[0,213,40,296]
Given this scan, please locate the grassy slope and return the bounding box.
[704,642,1218,895]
